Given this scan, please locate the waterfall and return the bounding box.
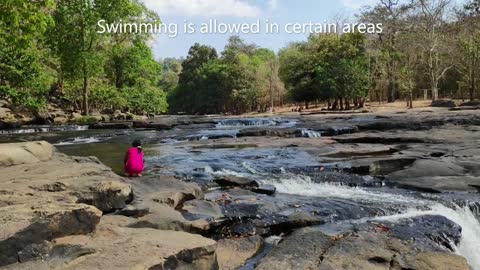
[301,128,322,138]
[263,175,480,270]
[430,204,480,270]
[216,118,297,128]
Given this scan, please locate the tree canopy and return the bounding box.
[2,0,480,118]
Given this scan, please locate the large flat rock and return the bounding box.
[257,228,471,270]
[3,222,218,270]
[0,142,133,266]
[0,141,55,167]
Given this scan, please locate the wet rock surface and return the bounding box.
[216,235,264,269]
[257,227,471,270]
[0,143,219,269]
[1,109,480,269]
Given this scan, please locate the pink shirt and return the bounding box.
[125,147,144,174]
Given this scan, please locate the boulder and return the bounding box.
[70,112,83,121]
[431,99,456,108]
[128,206,193,232]
[386,159,480,192]
[53,116,68,124]
[32,110,53,124]
[101,114,111,121]
[0,141,55,167]
[183,199,224,220]
[286,212,323,228]
[0,107,12,119]
[373,215,462,252]
[256,227,334,270]
[214,175,259,188]
[460,100,480,107]
[398,252,473,270]
[0,99,8,108]
[237,128,301,138]
[216,235,264,270]
[389,159,465,178]
[257,228,471,270]
[113,110,127,120]
[128,176,204,210]
[89,122,132,129]
[0,142,134,265]
[3,226,218,270]
[125,112,135,120]
[250,184,276,195]
[74,180,133,212]
[0,204,102,266]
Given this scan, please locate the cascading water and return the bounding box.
[260,175,480,270]
[216,118,297,128]
[54,135,111,145]
[301,128,322,138]
[0,124,88,135]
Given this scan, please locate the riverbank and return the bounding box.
[2,99,479,131]
[1,108,480,269]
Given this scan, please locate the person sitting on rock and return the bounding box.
[124,139,144,177]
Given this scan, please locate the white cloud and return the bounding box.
[142,0,261,17]
[341,0,376,9]
[268,0,278,9]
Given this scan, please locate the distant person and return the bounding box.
[124,140,144,177]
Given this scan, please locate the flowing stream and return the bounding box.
[264,176,480,269]
[1,116,479,269]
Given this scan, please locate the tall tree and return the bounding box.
[455,0,480,100]
[414,0,454,101]
[0,0,55,111]
[169,43,219,114]
[52,0,101,115]
[362,0,412,102]
[279,33,369,110]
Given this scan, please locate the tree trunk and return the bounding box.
[409,91,413,109]
[387,63,396,102]
[82,71,89,116]
[332,99,338,110]
[432,86,438,101]
[471,64,475,101]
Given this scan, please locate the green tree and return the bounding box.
[0,0,55,112]
[51,0,104,115]
[361,0,412,102]
[279,33,369,110]
[169,44,219,114]
[160,58,182,93]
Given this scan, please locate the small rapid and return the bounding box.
[265,174,413,204]
[0,125,88,135]
[216,117,297,128]
[261,175,480,270]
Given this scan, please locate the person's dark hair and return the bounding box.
[132,139,142,153]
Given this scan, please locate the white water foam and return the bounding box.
[0,125,88,135]
[430,204,480,270]
[372,204,480,270]
[216,118,297,128]
[263,174,480,270]
[54,136,105,145]
[266,174,414,204]
[207,166,480,269]
[301,128,322,138]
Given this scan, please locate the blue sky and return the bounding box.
[141,0,463,59]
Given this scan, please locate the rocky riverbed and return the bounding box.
[1,107,480,269]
